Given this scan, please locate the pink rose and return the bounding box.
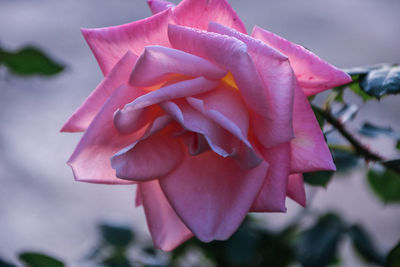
[62,0,351,250]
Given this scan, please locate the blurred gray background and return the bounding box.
[0,0,399,266]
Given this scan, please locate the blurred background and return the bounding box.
[0,0,400,266]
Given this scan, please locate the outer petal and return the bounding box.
[159,150,269,242]
[111,122,185,181]
[168,24,270,117]
[287,173,306,207]
[208,22,295,147]
[252,26,352,95]
[147,0,175,15]
[173,0,246,33]
[82,9,175,75]
[291,83,336,173]
[140,180,193,251]
[250,143,290,212]
[114,77,218,134]
[61,51,137,132]
[129,46,226,87]
[67,85,146,184]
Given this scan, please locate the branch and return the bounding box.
[313,105,400,174]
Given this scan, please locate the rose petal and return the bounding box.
[67,85,147,184]
[208,22,296,147]
[252,26,352,95]
[173,0,246,33]
[287,173,306,207]
[111,123,185,181]
[61,51,137,133]
[250,143,290,212]
[159,151,268,242]
[140,180,193,251]
[129,45,226,87]
[82,9,175,75]
[114,77,218,134]
[135,186,142,207]
[291,83,336,173]
[168,24,270,117]
[161,100,262,169]
[147,0,175,14]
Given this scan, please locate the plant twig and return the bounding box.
[313,105,400,174]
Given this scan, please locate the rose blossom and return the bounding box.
[61,0,351,250]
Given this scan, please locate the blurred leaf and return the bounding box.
[0,46,64,76]
[360,65,400,98]
[99,224,134,248]
[19,252,64,267]
[311,105,325,129]
[331,149,359,172]
[367,168,400,203]
[303,171,334,187]
[396,140,400,151]
[0,258,17,267]
[102,253,132,267]
[349,82,374,102]
[343,64,391,76]
[333,104,359,124]
[359,122,400,139]
[383,159,400,169]
[295,213,345,267]
[386,241,400,267]
[348,225,385,265]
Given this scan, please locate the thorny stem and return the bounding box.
[313,105,400,174]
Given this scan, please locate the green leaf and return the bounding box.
[0,46,64,76]
[0,258,17,267]
[311,105,325,129]
[303,171,334,187]
[331,149,359,172]
[367,168,400,203]
[348,225,385,265]
[99,224,134,248]
[359,122,400,139]
[19,252,64,267]
[396,140,400,151]
[360,65,400,98]
[386,241,400,267]
[343,64,391,76]
[295,213,345,267]
[349,81,374,102]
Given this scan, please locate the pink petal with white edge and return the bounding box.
[82,9,175,75]
[147,0,175,15]
[140,180,193,251]
[252,26,352,95]
[168,24,270,116]
[67,85,147,184]
[61,51,137,133]
[251,143,290,212]
[287,173,306,207]
[208,22,296,147]
[291,83,336,173]
[159,150,268,242]
[173,0,246,33]
[114,77,218,134]
[111,122,185,181]
[129,46,226,87]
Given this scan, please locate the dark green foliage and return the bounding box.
[359,65,400,98]
[295,213,345,267]
[303,171,334,187]
[19,252,65,267]
[331,148,359,172]
[386,241,400,267]
[348,225,385,265]
[100,224,134,248]
[359,122,400,139]
[0,46,64,76]
[368,168,400,203]
[0,258,17,267]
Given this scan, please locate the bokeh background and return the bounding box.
[1,0,400,266]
